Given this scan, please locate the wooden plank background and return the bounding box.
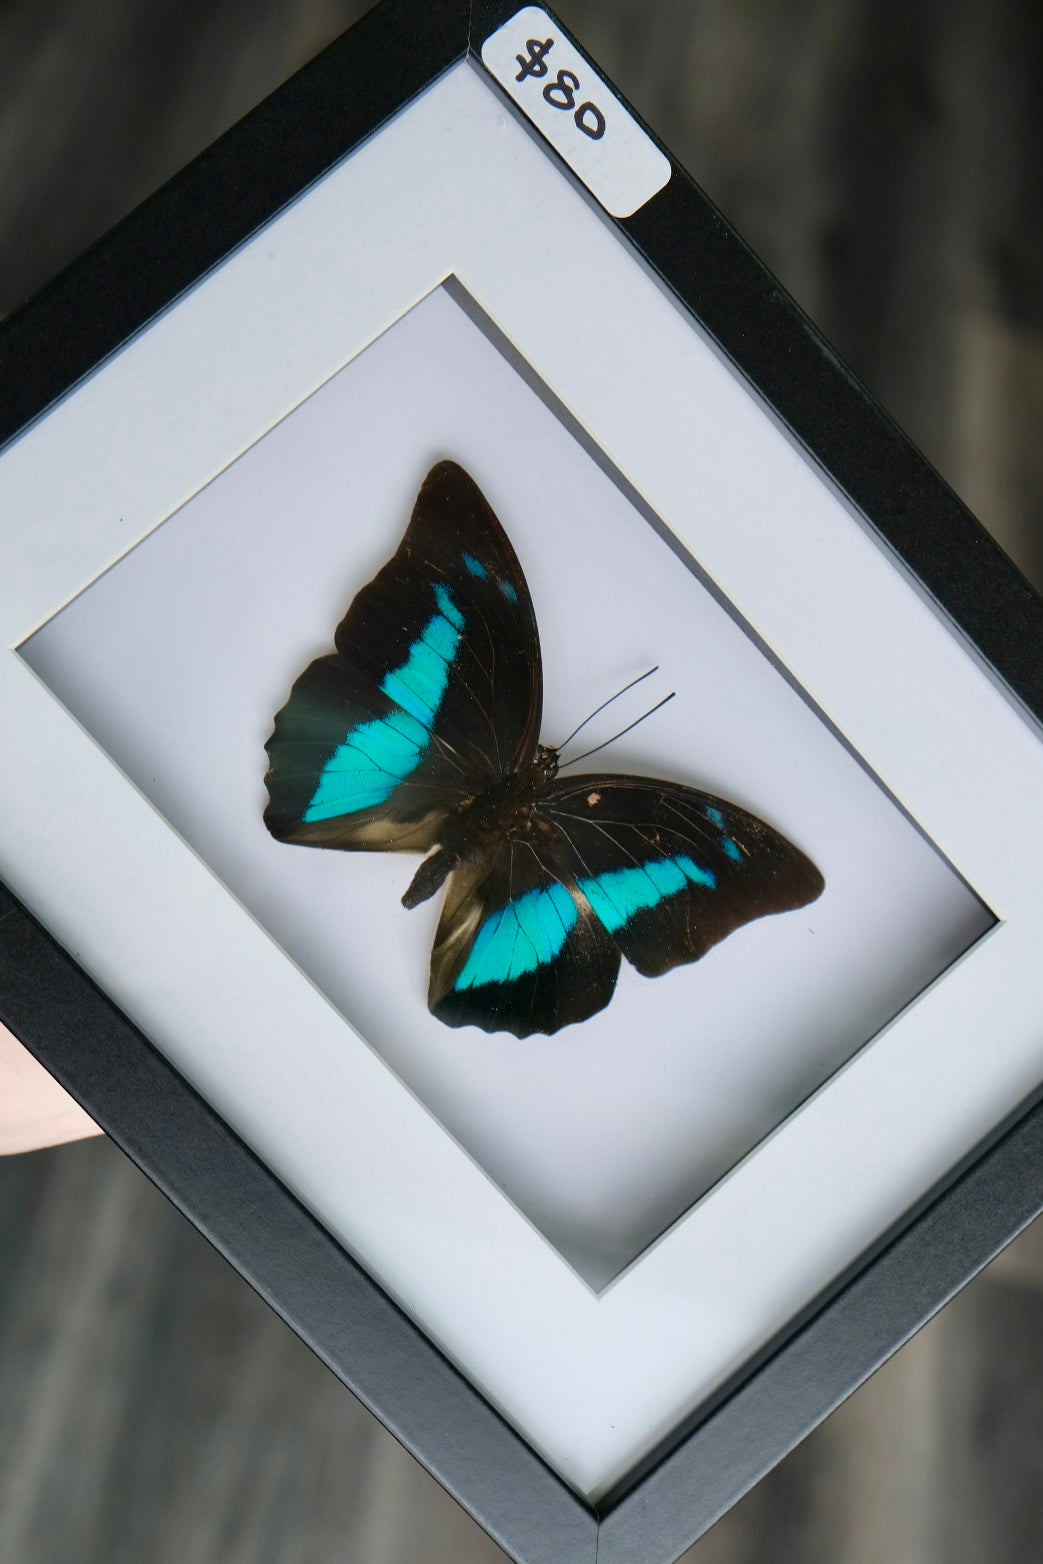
[1,2,1040,1559]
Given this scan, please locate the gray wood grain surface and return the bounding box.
[2,2,1040,1560]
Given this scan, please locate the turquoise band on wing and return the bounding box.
[462,550,518,604]
[705,804,742,863]
[454,884,578,990]
[578,855,716,935]
[453,851,720,992]
[303,583,463,822]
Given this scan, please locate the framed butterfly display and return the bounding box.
[263,459,824,1038]
[3,4,1042,1562]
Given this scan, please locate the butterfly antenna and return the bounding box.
[558,692,676,769]
[556,667,659,755]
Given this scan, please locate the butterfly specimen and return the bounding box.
[264,460,824,1037]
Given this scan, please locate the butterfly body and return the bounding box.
[402,743,561,909]
[265,461,824,1037]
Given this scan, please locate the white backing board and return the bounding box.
[23,284,990,1288]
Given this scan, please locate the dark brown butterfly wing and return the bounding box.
[427,774,822,1037]
[264,461,543,854]
[428,834,621,1038]
[537,774,824,978]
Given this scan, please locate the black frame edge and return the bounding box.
[621,158,1043,728]
[0,0,469,452]
[597,1088,1043,1560]
[0,881,598,1564]
[3,2,1043,1561]
[470,3,1043,727]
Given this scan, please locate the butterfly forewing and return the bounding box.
[264,461,543,853]
[536,776,824,978]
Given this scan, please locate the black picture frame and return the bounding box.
[2,4,1043,1561]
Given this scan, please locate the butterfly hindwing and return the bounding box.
[428,839,621,1038]
[536,775,824,979]
[264,461,543,854]
[428,778,821,1038]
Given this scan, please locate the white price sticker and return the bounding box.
[481,7,671,218]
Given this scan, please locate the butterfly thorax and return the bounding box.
[400,745,560,911]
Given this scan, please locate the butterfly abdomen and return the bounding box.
[402,844,458,908]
